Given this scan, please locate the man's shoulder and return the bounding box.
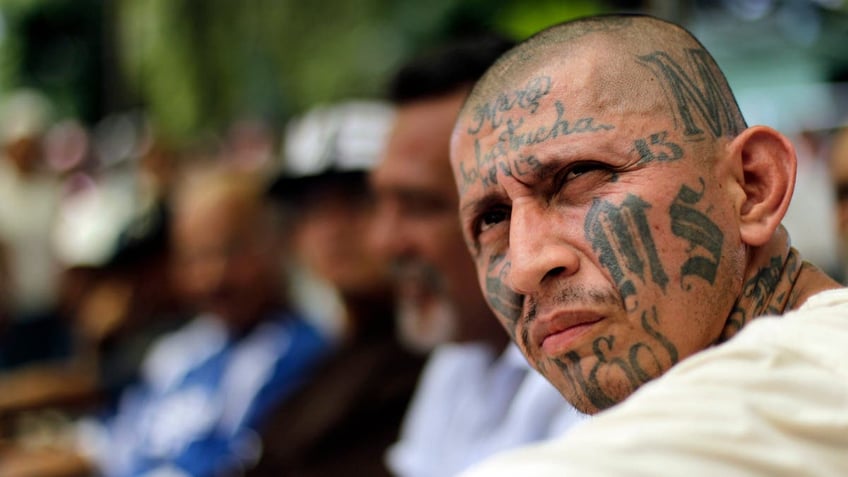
[239,311,332,371]
[796,286,848,313]
[736,287,848,369]
[728,287,848,361]
[262,310,325,338]
[426,341,496,366]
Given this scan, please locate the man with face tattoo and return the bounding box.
[370,35,586,477]
[450,14,848,476]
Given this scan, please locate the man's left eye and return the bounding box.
[564,163,605,181]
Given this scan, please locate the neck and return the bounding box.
[719,226,841,343]
[474,323,511,353]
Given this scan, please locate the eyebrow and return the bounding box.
[462,146,581,203]
[460,157,561,207]
[533,160,564,183]
[504,156,565,195]
[460,192,510,221]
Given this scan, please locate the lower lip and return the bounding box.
[540,320,602,356]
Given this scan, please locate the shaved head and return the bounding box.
[460,14,747,162]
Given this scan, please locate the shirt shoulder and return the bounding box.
[461,288,848,477]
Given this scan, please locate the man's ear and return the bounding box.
[728,126,797,246]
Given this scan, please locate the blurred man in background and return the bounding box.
[88,165,329,476]
[370,35,585,477]
[0,165,330,477]
[248,101,425,476]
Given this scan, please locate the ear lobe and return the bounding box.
[730,126,797,246]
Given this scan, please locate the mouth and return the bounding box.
[392,262,444,299]
[395,275,437,304]
[532,312,605,357]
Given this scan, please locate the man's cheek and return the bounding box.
[484,253,523,328]
[584,194,669,312]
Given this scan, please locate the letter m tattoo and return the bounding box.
[638,49,737,139]
[586,195,669,309]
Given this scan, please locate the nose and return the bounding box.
[182,251,228,298]
[507,198,580,294]
[369,199,410,260]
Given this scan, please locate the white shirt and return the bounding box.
[0,160,61,316]
[387,342,587,477]
[461,288,848,477]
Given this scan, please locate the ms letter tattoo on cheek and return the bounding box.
[585,194,669,311]
[544,191,682,411]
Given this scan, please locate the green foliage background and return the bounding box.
[0,0,606,139]
[1,0,846,141]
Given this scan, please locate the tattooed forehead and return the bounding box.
[459,57,661,144]
[453,73,618,199]
[466,76,551,131]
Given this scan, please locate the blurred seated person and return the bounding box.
[0,214,182,425]
[247,101,426,477]
[0,89,70,369]
[0,165,330,477]
[71,127,185,406]
[828,125,848,283]
[0,127,184,451]
[370,35,587,477]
